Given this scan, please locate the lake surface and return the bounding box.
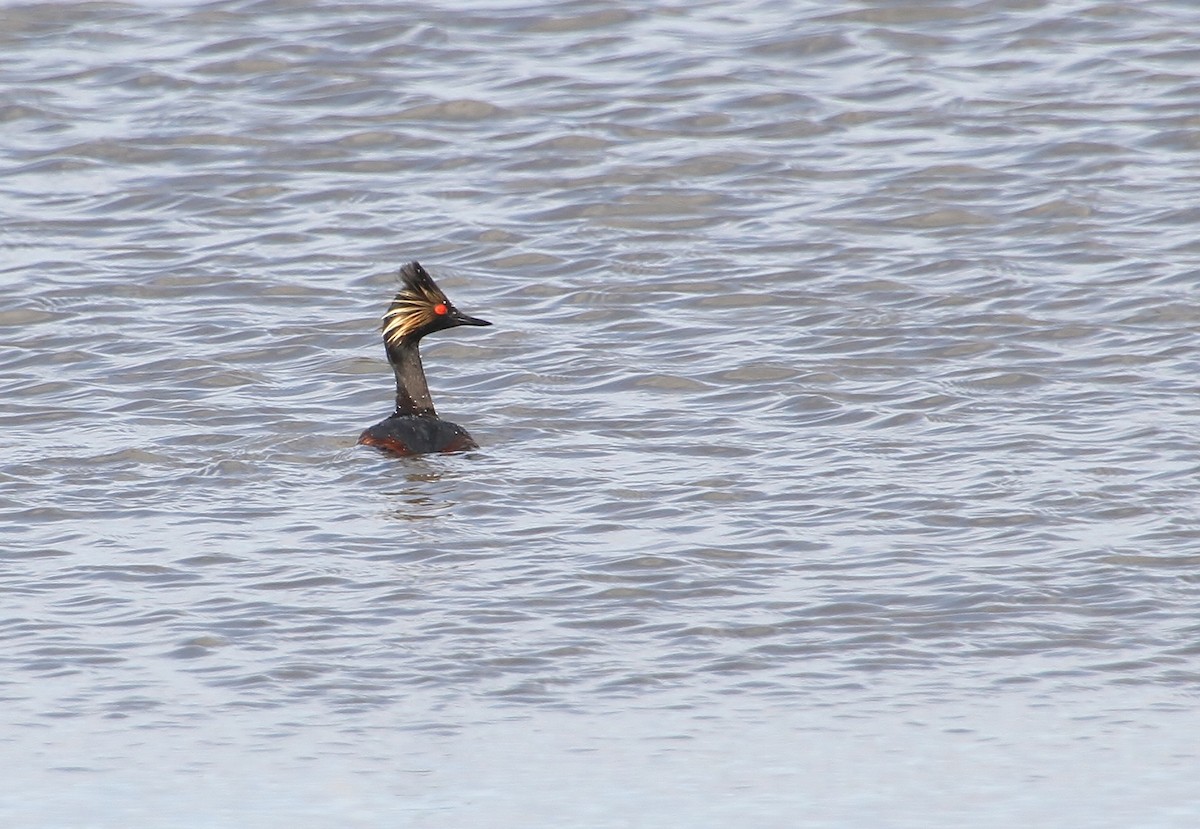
[3,0,1200,825]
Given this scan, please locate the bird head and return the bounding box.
[381,261,491,346]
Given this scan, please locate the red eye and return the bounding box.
[434,303,448,315]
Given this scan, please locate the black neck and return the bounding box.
[386,340,437,417]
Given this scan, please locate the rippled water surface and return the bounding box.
[4,0,1200,825]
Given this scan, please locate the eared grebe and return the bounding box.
[358,261,491,456]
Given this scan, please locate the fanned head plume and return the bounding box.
[381,261,491,346]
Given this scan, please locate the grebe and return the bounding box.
[358,261,491,456]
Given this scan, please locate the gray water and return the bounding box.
[3,0,1200,825]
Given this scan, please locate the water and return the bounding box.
[3,0,1200,825]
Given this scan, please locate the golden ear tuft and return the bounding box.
[381,261,450,345]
